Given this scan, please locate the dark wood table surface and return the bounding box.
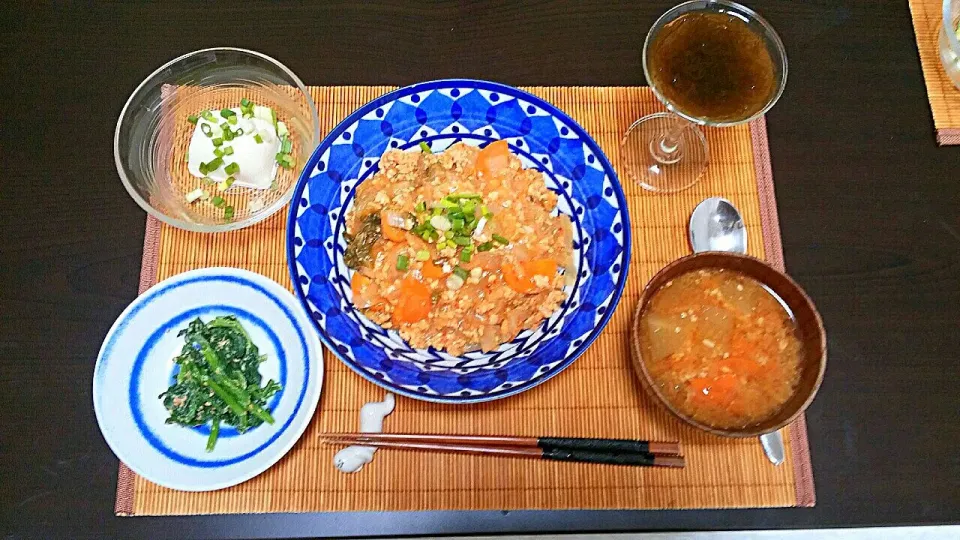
[2,1,959,538]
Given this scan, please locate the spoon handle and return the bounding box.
[760,431,785,465]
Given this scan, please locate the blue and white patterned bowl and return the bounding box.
[287,80,630,403]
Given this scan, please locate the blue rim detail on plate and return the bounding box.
[287,79,630,403]
[101,274,310,467]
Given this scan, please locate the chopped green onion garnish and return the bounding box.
[430,215,452,231]
[201,124,213,137]
[201,111,216,122]
[240,98,251,108]
[445,193,482,201]
[213,148,224,158]
[432,207,443,216]
[211,195,225,208]
[421,231,433,242]
[481,205,492,217]
[220,109,236,118]
[227,115,238,125]
[452,236,472,246]
[460,250,473,263]
[462,200,476,215]
[281,138,293,154]
[415,250,430,261]
[223,205,235,220]
[212,137,223,147]
[452,218,464,231]
[444,230,455,240]
[224,162,240,175]
[453,266,469,280]
[440,199,459,210]
[223,146,234,156]
[477,241,494,252]
[254,134,263,144]
[187,114,199,124]
[419,141,432,154]
[185,188,205,203]
[207,157,224,171]
[218,177,235,192]
[415,201,427,213]
[396,254,409,271]
[492,234,510,245]
[436,240,447,250]
[223,129,235,142]
[235,128,244,136]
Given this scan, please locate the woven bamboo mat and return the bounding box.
[116,86,814,516]
[910,0,960,145]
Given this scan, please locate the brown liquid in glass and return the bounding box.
[647,11,776,123]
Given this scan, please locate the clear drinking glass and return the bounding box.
[940,0,960,89]
[622,0,788,193]
[115,48,320,232]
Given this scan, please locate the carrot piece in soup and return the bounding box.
[688,373,738,407]
[392,277,432,324]
[475,140,510,179]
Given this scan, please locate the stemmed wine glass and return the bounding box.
[622,0,788,193]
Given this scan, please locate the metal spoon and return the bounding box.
[688,197,785,466]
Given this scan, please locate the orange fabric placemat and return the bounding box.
[910,0,960,145]
[116,86,814,516]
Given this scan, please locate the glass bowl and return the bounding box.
[941,0,960,90]
[115,48,320,232]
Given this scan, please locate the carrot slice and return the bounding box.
[502,262,533,293]
[719,356,765,379]
[380,211,406,242]
[502,259,558,293]
[688,374,739,407]
[421,259,445,279]
[525,259,558,277]
[351,273,371,299]
[391,277,432,324]
[475,140,510,179]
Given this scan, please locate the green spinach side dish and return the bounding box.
[159,316,281,452]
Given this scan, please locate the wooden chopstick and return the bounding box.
[320,432,682,456]
[319,435,685,468]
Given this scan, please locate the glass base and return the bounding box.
[620,112,709,193]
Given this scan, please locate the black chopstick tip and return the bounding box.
[654,455,686,468]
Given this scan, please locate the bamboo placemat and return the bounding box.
[910,0,960,145]
[116,86,814,516]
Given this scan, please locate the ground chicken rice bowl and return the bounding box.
[344,141,574,356]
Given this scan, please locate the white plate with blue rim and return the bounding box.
[92,267,323,491]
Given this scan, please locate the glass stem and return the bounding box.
[650,120,688,165]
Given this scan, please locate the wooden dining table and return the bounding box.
[1,0,958,537]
